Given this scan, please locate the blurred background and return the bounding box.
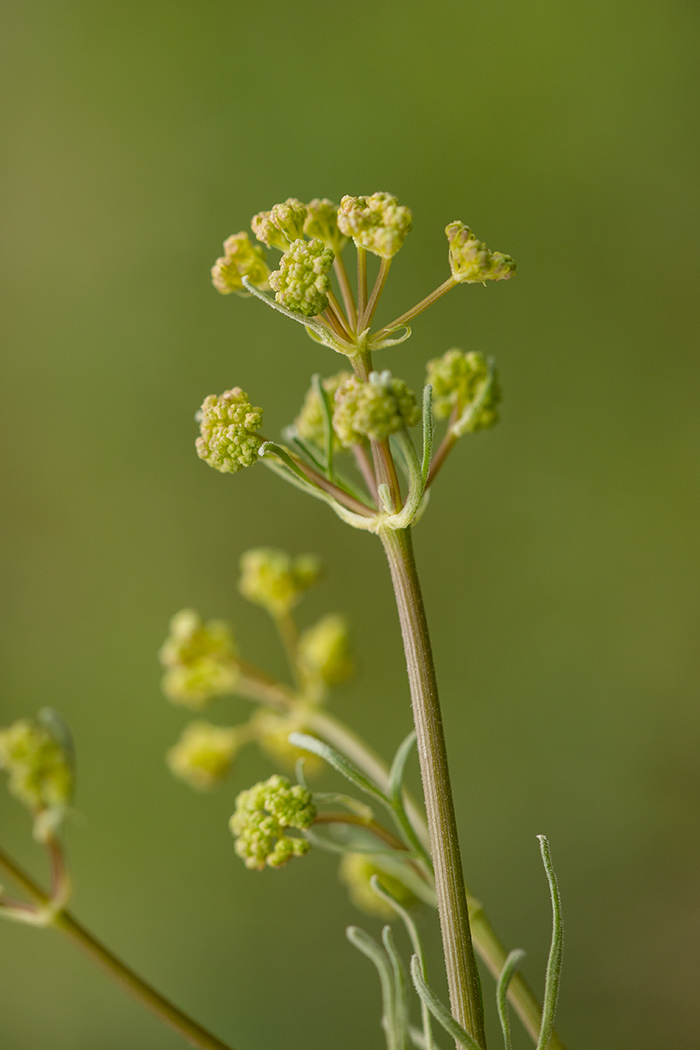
[1,1,699,1047]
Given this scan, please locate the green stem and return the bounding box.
[379,527,486,1049]
[361,257,392,331]
[333,254,357,332]
[374,277,457,340]
[0,847,235,1050]
[357,246,368,319]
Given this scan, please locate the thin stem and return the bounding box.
[352,444,379,504]
[374,277,457,340]
[357,246,368,320]
[323,307,348,340]
[333,253,357,331]
[361,257,392,331]
[371,438,403,513]
[273,610,302,690]
[379,527,486,1049]
[293,456,375,516]
[426,433,457,489]
[312,812,407,853]
[0,847,235,1050]
[327,289,352,340]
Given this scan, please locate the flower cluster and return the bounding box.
[332,372,420,447]
[0,716,73,836]
[337,193,412,258]
[167,721,242,790]
[252,198,308,250]
[293,371,353,451]
[238,548,321,616]
[195,388,263,474]
[229,774,316,870]
[446,221,516,284]
[268,238,335,318]
[299,614,353,687]
[211,233,270,295]
[159,609,239,708]
[426,348,501,431]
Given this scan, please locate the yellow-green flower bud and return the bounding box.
[238,548,321,616]
[195,387,263,474]
[337,192,412,259]
[249,711,325,775]
[303,198,348,253]
[230,774,316,871]
[338,854,419,918]
[446,222,516,284]
[159,609,239,709]
[211,232,270,295]
[167,721,242,790]
[293,371,353,452]
[252,198,308,251]
[0,717,73,826]
[426,348,501,431]
[332,372,420,447]
[298,615,353,687]
[268,238,334,318]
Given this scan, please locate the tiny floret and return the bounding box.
[252,198,308,251]
[426,349,501,431]
[303,198,348,253]
[338,854,419,918]
[299,614,353,687]
[0,716,73,834]
[333,372,420,447]
[160,609,239,708]
[239,548,321,616]
[211,232,270,295]
[195,387,263,474]
[229,774,316,871]
[337,193,412,259]
[167,721,241,790]
[446,222,516,284]
[293,371,353,452]
[268,238,335,317]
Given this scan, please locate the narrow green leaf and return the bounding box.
[289,732,391,806]
[421,386,434,483]
[311,373,335,482]
[536,836,564,1050]
[496,949,526,1050]
[347,926,398,1050]
[387,732,433,869]
[383,925,410,1050]
[409,956,483,1050]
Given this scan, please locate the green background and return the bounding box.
[1,1,699,1047]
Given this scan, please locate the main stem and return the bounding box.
[379,526,487,1049]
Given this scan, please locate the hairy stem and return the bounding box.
[0,847,235,1050]
[379,526,486,1049]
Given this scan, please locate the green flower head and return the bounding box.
[238,548,321,616]
[298,614,353,687]
[159,609,239,709]
[293,371,353,452]
[268,238,335,318]
[0,715,73,835]
[252,198,308,251]
[195,388,264,474]
[211,232,270,295]
[337,192,412,259]
[303,198,348,253]
[332,372,420,447]
[167,721,242,790]
[426,348,501,431]
[230,774,316,871]
[446,222,516,284]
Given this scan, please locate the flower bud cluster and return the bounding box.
[338,854,418,918]
[211,233,270,295]
[195,388,263,474]
[268,238,335,318]
[167,721,241,790]
[337,193,412,259]
[426,348,501,431]
[159,609,239,708]
[293,371,353,451]
[239,548,321,616]
[299,614,353,687]
[303,198,348,252]
[446,222,515,284]
[230,774,316,870]
[252,198,308,251]
[0,717,73,827]
[333,372,420,447]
